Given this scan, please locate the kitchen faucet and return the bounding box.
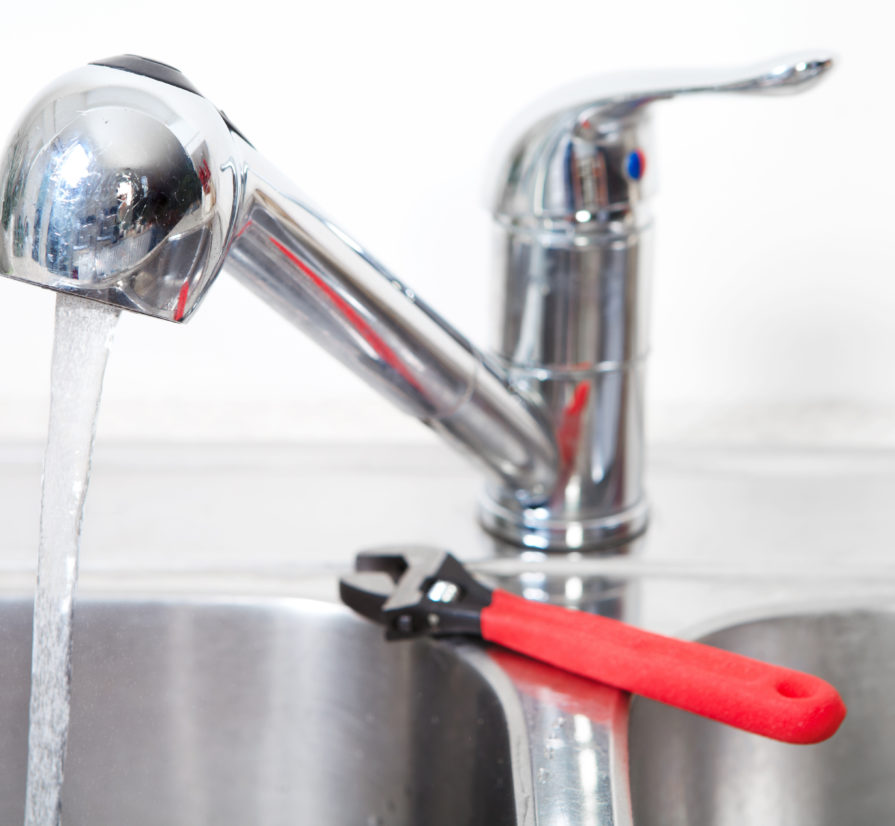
[0,53,832,551]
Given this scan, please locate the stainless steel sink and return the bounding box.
[628,607,893,825]
[4,444,891,824]
[0,597,524,824]
[0,594,631,825]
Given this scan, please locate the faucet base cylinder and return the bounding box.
[478,490,648,552]
[485,221,652,552]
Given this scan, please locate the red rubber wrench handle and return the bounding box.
[480,590,846,744]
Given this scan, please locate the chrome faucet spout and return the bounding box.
[226,142,558,500]
[0,55,557,505]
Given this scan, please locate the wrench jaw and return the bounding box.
[338,572,393,624]
[340,547,494,640]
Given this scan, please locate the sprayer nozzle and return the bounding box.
[0,60,239,321]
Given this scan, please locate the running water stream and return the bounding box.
[24,293,120,826]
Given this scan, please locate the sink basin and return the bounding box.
[628,607,893,825]
[0,594,631,825]
[0,597,523,824]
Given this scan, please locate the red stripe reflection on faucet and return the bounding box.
[266,235,425,395]
[557,380,590,469]
[231,218,254,243]
[173,281,190,321]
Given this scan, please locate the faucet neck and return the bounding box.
[226,138,559,502]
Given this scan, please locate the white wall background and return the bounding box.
[0,0,891,447]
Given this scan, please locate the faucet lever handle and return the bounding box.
[650,51,834,98]
[492,52,834,222]
[550,52,834,124]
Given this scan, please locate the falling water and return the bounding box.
[24,293,120,826]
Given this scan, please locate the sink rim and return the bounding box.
[660,592,895,645]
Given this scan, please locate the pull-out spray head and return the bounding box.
[0,56,238,321]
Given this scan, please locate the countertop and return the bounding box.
[1,441,893,635]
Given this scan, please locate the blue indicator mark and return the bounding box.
[626,149,646,181]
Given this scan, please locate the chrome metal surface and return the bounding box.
[0,61,556,504]
[0,65,237,322]
[490,53,833,226]
[0,55,833,548]
[227,145,557,500]
[480,52,834,548]
[629,607,895,825]
[0,595,631,825]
